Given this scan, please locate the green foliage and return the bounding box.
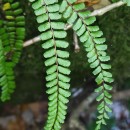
[29,0,71,129]
[0,40,15,101]
[0,0,25,101]
[1,0,130,130]
[60,1,114,129]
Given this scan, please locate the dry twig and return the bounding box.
[73,32,80,53]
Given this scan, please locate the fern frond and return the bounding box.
[0,40,15,101]
[60,1,114,130]
[1,0,25,65]
[0,0,25,101]
[29,0,71,129]
[122,0,130,6]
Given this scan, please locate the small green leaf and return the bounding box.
[46,86,57,94]
[104,97,112,105]
[46,79,57,88]
[44,48,55,58]
[104,77,114,83]
[84,16,96,25]
[58,74,70,83]
[63,6,72,18]
[97,101,104,111]
[58,58,71,67]
[96,93,104,102]
[95,73,103,84]
[46,72,57,81]
[104,112,109,119]
[45,57,56,66]
[59,88,71,97]
[96,44,107,51]
[104,84,113,90]
[90,60,99,68]
[58,66,71,75]
[94,38,106,44]
[105,105,112,113]
[104,91,112,98]
[59,94,69,103]
[93,66,102,75]
[46,65,57,75]
[57,50,69,58]
[59,81,70,89]
[95,86,103,93]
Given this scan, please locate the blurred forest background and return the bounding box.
[1,0,130,130]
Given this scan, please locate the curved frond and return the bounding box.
[60,1,114,130]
